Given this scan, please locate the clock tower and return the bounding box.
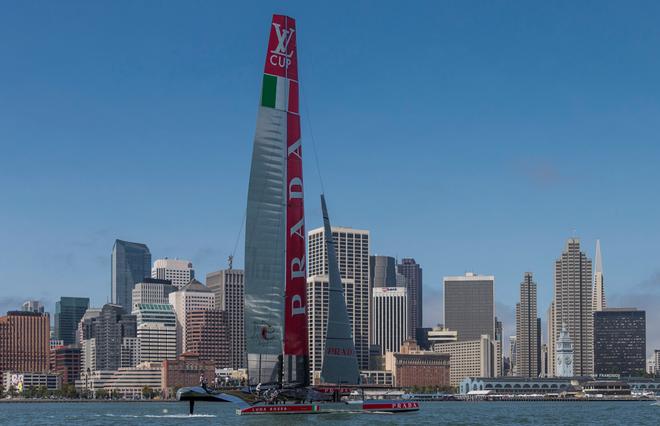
[556,323,574,377]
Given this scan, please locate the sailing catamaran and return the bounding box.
[177,14,419,415]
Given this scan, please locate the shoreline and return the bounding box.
[0,398,655,403]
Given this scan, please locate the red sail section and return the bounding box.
[270,15,307,356]
[265,15,298,80]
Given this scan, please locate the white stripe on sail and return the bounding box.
[276,76,289,111]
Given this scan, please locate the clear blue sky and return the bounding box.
[1,1,660,355]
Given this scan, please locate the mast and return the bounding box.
[320,195,360,385]
[244,14,307,386]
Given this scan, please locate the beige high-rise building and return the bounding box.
[553,238,593,376]
[372,287,408,355]
[547,302,555,377]
[308,226,370,370]
[152,258,195,289]
[515,272,538,377]
[592,240,606,312]
[433,334,497,387]
[206,267,245,369]
[169,279,214,355]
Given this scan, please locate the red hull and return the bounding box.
[237,401,420,415]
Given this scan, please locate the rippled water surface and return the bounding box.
[0,400,658,425]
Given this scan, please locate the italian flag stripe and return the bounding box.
[261,74,289,110]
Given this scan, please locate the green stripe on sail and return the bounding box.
[261,74,277,108]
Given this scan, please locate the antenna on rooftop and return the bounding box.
[228,255,234,270]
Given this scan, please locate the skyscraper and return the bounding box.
[308,226,370,370]
[443,272,494,341]
[134,303,177,363]
[553,238,593,376]
[515,272,538,377]
[594,308,645,376]
[397,258,423,340]
[185,309,230,368]
[131,278,176,312]
[206,267,245,369]
[369,255,396,344]
[80,304,137,371]
[593,240,606,312]
[0,311,50,375]
[372,287,408,355]
[547,302,555,376]
[369,256,397,287]
[152,258,195,289]
[54,297,89,346]
[169,279,214,355]
[111,239,151,310]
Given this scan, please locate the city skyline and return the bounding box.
[2,1,660,357]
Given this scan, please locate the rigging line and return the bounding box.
[297,41,326,196]
[231,207,247,262]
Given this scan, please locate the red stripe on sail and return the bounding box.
[265,15,298,81]
[284,109,307,356]
[288,80,299,114]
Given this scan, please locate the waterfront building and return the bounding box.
[206,267,245,369]
[555,324,574,377]
[185,308,230,368]
[515,272,538,377]
[594,308,645,376]
[0,311,50,375]
[443,273,494,341]
[131,278,176,312]
[80,304,137,371]
[372,287,408,355]
[552,238,593,376]
[360,370,394,386]
[161,354,215,399]
[655,350,660,375]
[54,297,89,345]
[592,240,606,312]
[169,279,214,355]
[111,239,152,310]
[21,300,45,314]
[306,275,355,383]
[152,258,195,289]
[433,334,498,386]
[133,303,177,363]
[77,362,162,399]
[460,376,660,395]
[385,341,450,388]
[52,344,81,384]
[308,226,370,370]
[3,371,61,393]
[397,258,423,340]
[459,376,572,395]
